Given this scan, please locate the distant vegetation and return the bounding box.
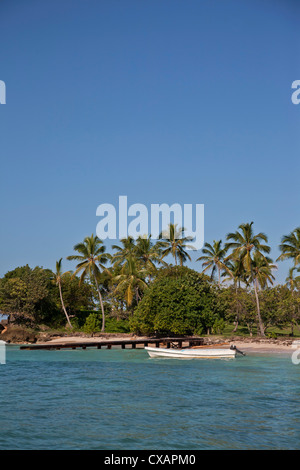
[0,223,300,338]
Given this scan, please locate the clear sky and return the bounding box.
[0,0,299,284]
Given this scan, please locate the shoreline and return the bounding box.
[19,334,296,356]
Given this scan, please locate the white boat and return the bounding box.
[145,344,241,359]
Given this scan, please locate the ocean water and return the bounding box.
[0,345,300,450]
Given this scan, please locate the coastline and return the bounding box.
[30,334,295,356]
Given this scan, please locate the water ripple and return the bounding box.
[0,346,299,449]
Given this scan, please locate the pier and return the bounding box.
[20,336,204,351]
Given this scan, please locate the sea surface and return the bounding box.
[0,345,299,450]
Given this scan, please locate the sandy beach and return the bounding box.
[230,341,293,355]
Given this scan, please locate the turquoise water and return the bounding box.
[0,345,300,450]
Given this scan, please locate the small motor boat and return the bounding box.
[145,343,244,359]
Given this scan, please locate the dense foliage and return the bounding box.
[0,222,299,337]
[0,264,94,328]
[130,267,224,335]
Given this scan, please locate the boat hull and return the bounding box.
[145,346,236,359]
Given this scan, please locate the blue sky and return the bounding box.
[0,0,299,284]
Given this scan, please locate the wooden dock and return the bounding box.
[20,337,204,351]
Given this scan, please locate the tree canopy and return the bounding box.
[130,266,224,335]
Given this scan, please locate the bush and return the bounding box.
[104,317,130,333]
[130,266,223,335]
[212,318,226,334]
[83,313,102,334]
[266,331,278,339]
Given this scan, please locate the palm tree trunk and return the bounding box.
[252,277,265,337]
[94,274,105,332]
[218,266,221,288]
[246,322,253,336]
[135,287,139,304]
[58,281,73,329]
[233,284,239,332]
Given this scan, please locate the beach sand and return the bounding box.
[230,341,293,355]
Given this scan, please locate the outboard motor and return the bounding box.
[230,344,246,356]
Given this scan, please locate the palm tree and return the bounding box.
[54,258,73,329]
[252,253,277,290]
[222,258,248,288]
[222,258,250,332]
[67,234,109,332]
[226,222,271,336]
[285,267,300,294]
[285,267,300,336]
[113,256,148,307]
[196,240,231,287]
[135,235,165,275]
[277,227,300,266]
[112,236,136,267]
[158,224,195,266]
[222,258,243,332]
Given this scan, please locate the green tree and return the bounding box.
[158,224,195,266]
[223,258,248,288]
[67,234,109,332]
[112,236,136,267]
[135,235,165,275]
[235,290,257,336]
[83,313,102,335]
[53,258,73,329]
[283,269,300,335]
[57,272,95,314]
[196,240,231,287]
[278,288,300,336]
[226,222,271,336]
[277,227,300,266]
[252,253,277,290]
[285,267,300,294]
[0,277,28,312]
[130,266,221,335]
[113,256,148,308]
[221,259,248,331]
[0,265,54,323]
